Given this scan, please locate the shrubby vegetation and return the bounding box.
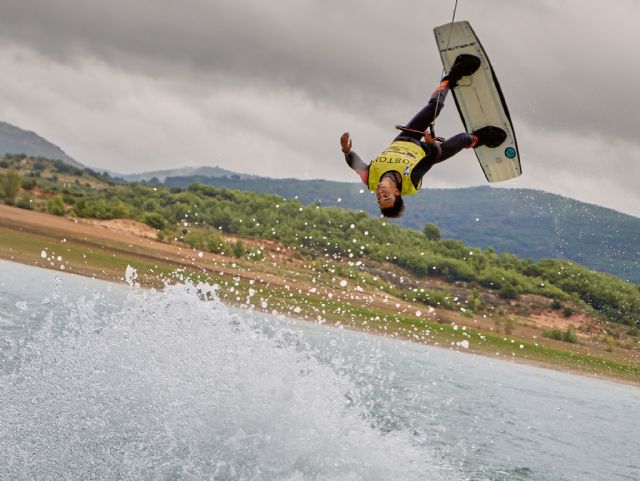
[165,174,640,284]
[0,169,21,205]
[3,155,640,328]
[16,194,33,210]
[544,327,579,344]
[422,223,441,241]
[49,181,639,327]
[47,195,66,216]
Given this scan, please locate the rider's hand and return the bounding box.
[340,132,352,154]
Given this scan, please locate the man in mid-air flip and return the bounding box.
[341,54,506,218]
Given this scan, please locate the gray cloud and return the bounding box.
[0,0,638,216]
[2,0,637,135]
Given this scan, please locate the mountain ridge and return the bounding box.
[0,121,82,168]
[122,166,256,183]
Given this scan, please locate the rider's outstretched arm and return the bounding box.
[345,150,367,172]
[341,132,369,184]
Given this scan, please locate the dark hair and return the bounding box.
[380,195,405,218]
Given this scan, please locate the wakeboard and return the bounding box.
[434,21,521,182]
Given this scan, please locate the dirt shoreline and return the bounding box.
[1,204,638,387]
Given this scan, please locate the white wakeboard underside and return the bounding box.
[434,21,521,182]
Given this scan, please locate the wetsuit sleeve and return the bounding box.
[345,151,369,186]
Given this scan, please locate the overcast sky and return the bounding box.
[0,0,638,217]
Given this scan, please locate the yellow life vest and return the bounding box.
[368,141,426,196]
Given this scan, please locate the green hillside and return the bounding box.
[160,175,640,284]
[3,154,639,331]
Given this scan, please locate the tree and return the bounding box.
[47,196,66,216]
[422,223,441,241]
[499,283,519,300]
[111,201,130,218]
[144,212,166,230]
[16,194,33,210]
[21,177,36,190]
[184,230,206,249]
[0,169,22,205]
[232,240,245,258]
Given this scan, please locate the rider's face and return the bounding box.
[376,181,399,209]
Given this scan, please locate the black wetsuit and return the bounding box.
[345,83,474,189]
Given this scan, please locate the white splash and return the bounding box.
[124,264,138,287]
[0,280,459,481]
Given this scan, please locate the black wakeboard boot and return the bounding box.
[443,54,481,87]
[472,126,507,148]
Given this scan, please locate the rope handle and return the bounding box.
[395,125,444,144]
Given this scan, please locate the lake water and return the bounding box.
[1,260,638,481]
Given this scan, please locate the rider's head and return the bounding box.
[376,180,404,218]
[380,195,404,218]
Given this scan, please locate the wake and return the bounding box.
[0,277,460,481]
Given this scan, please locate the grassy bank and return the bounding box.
[1,207,638,385]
